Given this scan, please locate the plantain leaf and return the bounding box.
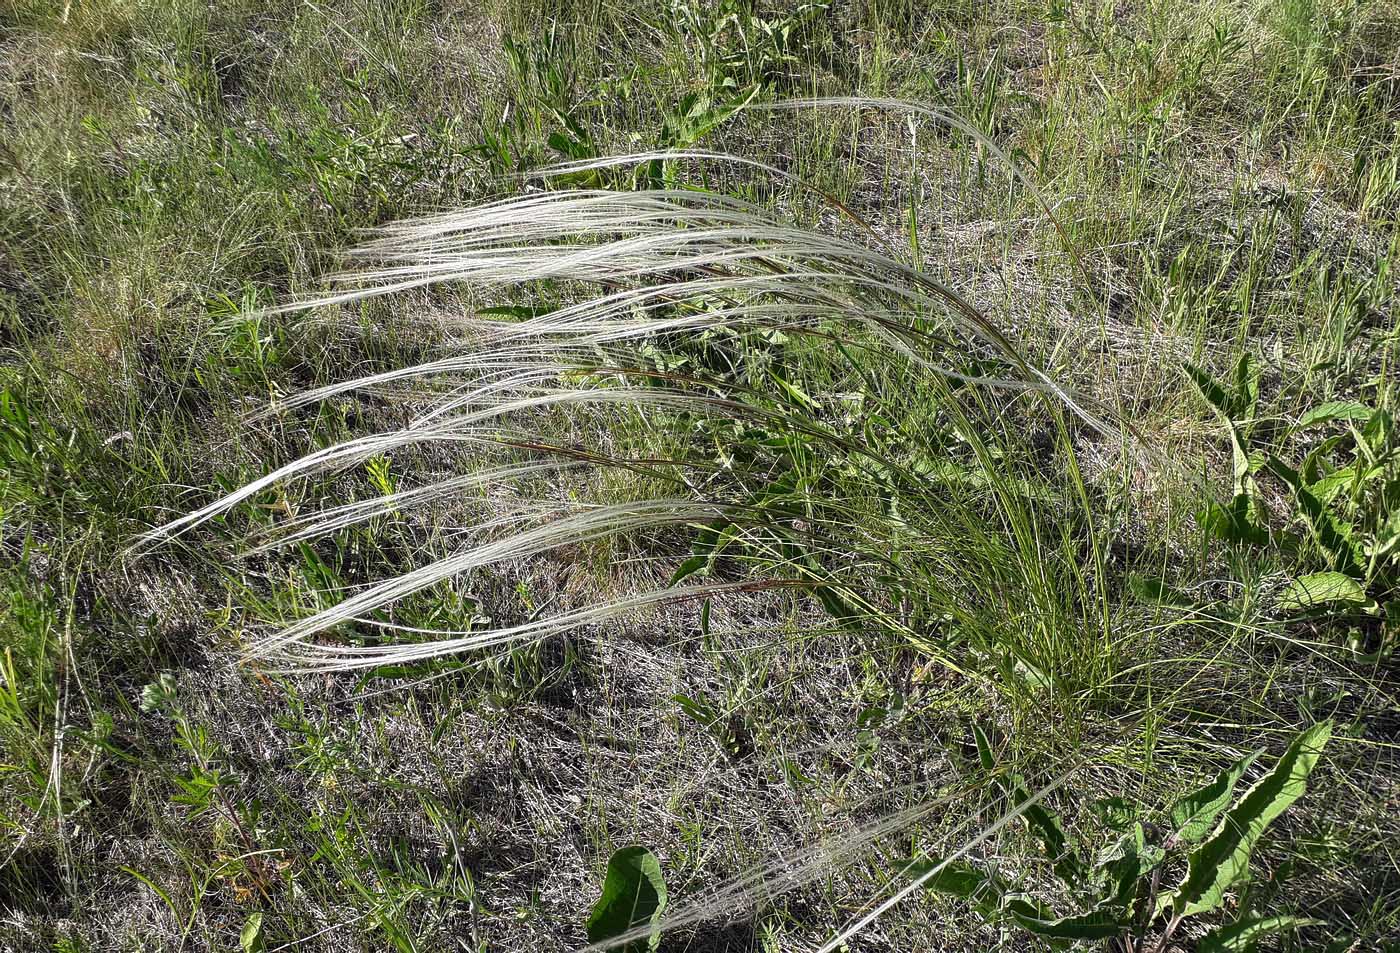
[1265,457,1364,576]
[1278,572,1368,612]
[477,304,556,321]
[1163,722,1332,918]
[1186,362,1233,417]
[1004,899,1126,940]
[664,84,758,149]
[586,846,668,952]
[1198,914,1322,952]
[672,518,734,585]
[1169,749,1261,845]
[906,855,1008,917]
[1294,400,1373,432]
[769,367,819,411]
[240,914,266,953]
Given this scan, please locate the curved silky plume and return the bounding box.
[133,425,498,552]
[135,105,1127,953]
[250,499,741,665]
[262,579,778,671]
[286,189,1013,357]
[145,126,1119,673]
[137,381,761,551]
[279,185,1110,433]
[244,459,590,553]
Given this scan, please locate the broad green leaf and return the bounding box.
[668,554,709,586]
[1009,775,1085,887]
[1227,420,1254,496]
[1183,353,1258,423]
[1294,400,1373,431]
[1164,722,1332,918]
[1094,821,1162,908]
[813,584,863,627]
[240,913,266,953]
[1278,572,1368,612]
[672,694,718,729]
[673,519,733,585]
[906,856,1007,916]
[1127,573,1193,609]
[665,84,758,148]
[1186,362,1233,417]
[1004,899,1126,940]
[586,846,668,952]
[972,723,995,772]
[1232,352,1259,423]
[477,304,555,321]
[1265,457,1364,576]
[690,519,727,558]
[769,368,818,411]
[547,128,594,160]
[906,857,987,897]
[1090,796,1136,832]
[1169,750,1260,845]
[1362,408,1395,456]
[1009,654,1053,692]
[1377,510,1400,561]
[1198,914,1321,952]
[1200,494,1269,547]
[1307,465,1359,507]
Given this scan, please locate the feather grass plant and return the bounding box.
[142,102,1137,947]
[143,132,1120,679]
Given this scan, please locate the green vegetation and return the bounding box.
[909,721,1332,952]
[1,0,1397,950]
[586,846,668,951]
